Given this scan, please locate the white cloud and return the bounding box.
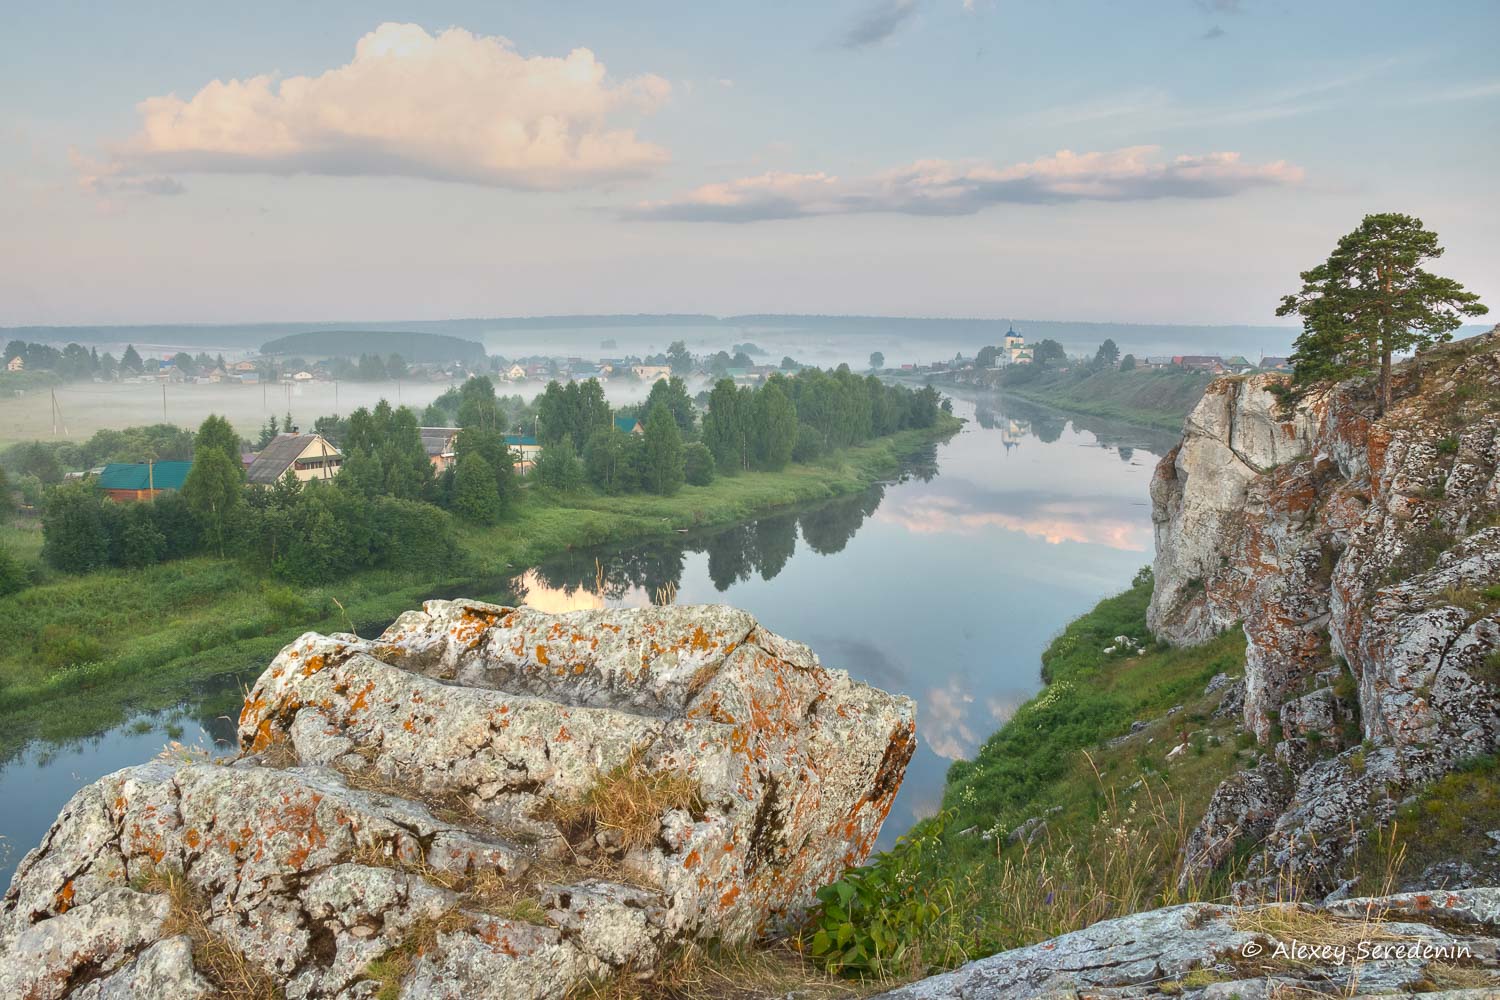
[922,681,978,761]
[627,146,1303,222]
[80,22,671,195]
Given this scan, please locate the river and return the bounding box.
[0,392,1175,883]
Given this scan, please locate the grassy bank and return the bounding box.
[807,570,1251,980]
[990,368,1211,431]
[0,418,957,757]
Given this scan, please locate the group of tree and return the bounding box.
[20,366,950,586]
[579,402,692,496]
[703,368,941,475]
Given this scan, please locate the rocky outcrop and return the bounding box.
[1,601,915,999]
[873,887,1500,999]
[1151,330,1500,897]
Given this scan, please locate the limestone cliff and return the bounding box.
[1149,328,1500,897]
[0,601,915,999]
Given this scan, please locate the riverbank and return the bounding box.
[0,416,959,758]
[805,570,1252,979]
[970,368,1211,431]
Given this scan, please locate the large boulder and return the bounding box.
[2,601,915,999]
[873,888,1500,999]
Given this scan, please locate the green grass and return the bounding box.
[0,418,958,757]
[1352,754,1500,895]
[0,517,43,565]
[992,368,1213,431]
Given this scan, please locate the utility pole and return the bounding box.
[50,388,69,437]
[161,383,167,423]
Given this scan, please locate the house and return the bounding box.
[1173,355,1226,373]
[232,360,258,372]
[1259,356,1292,371]
[631,364,672,383]
[292,370,315,382]
[420,426,461,472]
[96,461,193,502]
[505,364,527,381]
[245,433,343,485]
[614,415,643,435]
[1141,356,1175,370]
[1223,356,1255,374]
[6,356,23,372]
[238,371,260,384]
[505,433,541,473]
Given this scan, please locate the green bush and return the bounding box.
[0,546,29,596]
[261,583,309,623]
[683,441,716,486]
[37,624,106,670]
[809,813,963,978]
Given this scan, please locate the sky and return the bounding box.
[2,0,1497,327]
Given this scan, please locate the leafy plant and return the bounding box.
[808,812,959,979]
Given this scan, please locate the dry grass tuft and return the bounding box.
[565,940,864,1000]
[1232,903,1410,955]
[361,909,471,1000]
[350,842,550,925]
[1421,961,1500,990]
[253,729,299,769]
[547,746,704,854]
[334,749,513,839]
[137,865,283,1000]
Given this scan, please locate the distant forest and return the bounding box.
[259,330,487,365]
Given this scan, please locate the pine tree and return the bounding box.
[1277,213,1487,413]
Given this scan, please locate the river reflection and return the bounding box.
[0,392,1170,878]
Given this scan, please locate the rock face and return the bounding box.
[1150,329,1500,897]
[1,601,915,999]
[873,888,1500,999]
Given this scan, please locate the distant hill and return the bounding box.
[259,330,487,364]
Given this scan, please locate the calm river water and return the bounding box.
[0,393,1173,883]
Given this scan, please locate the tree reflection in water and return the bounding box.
[517,479,896,606]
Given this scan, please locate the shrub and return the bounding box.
[370,497,461,572]
[683,441,716,486]
[40,482,113,572]
[792,425,825,463]
[534,435,586,493]
[261,583,309,623]
[37,624,106,670]
[452,453,501,523]
[808,813,956,978]
[0,546,29,596]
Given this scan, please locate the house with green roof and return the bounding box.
[613,416,643,435]
[96,461,193,502]
[505,433,541,473]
